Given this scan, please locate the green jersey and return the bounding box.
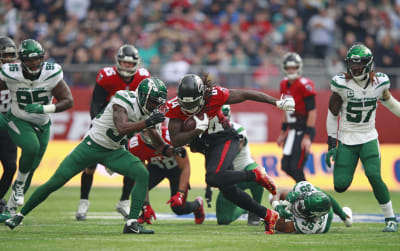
[0,62,62,126]
[88,90,148,150]
[330,73,390,145]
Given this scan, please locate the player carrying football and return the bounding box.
[326,43,399,232]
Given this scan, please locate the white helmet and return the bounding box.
[115,44,140,77]
[282,52,303,80]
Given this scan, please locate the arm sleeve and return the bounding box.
[90,84,109,119]
[326,110,338,138]
[304,95,316,111]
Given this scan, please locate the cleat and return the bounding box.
[76,199,89,221]
[0,198,6,213]
[383,218,398,232]
[263,209,279,234]
[342,207,353,227]
[11,181,25,206]
[247,211,261,226]
[123,220,154,234]
[116,200,130,220]
[0,211,11,223]
[193,197,205,224]
[252,167,276,195]
[5,213,24,230]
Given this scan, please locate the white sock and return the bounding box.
[127,219,137,225]
[380,201,395,219]
[15,171,30,184]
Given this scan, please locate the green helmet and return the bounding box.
[292,191,331,218]
[345,44,373,81]
[137,77,167,115]
[18,39,45,75]
[221,104,231,120]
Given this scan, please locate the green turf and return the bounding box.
[0,187,399,251]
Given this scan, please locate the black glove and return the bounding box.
[205,185,212,208]
[145,111,165,128]
[173,147,187,158]
[327,136,337,150]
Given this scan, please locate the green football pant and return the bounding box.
[334,139,390,204]
[21,136,149,219]
[216,163,264,225]
[6,113,50,192]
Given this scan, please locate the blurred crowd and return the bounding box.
[1,0,400,88]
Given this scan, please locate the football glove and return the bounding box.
[24,104,44,114]
[276,96,295,111]
[274,204,293,219]
[145,111,165,128]
[285,191,300,203]
[167,192,185,207]
[194,114,209,132]
[173,146,187,158]
[137,204,156,224]
[325,136,338,168]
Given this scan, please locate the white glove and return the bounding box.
[193,113,209,132]
[276,96,295,111]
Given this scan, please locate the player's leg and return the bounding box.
[0,131,17,209]
[360,139,398,232]
[333,143,359,193]
[287,133,307,182]
[325,192,352,227]
[216,185,247,225]
[76,165,96,220]
[104,150,153,234]
[115,176,135,219]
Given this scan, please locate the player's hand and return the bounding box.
[301,135,312,154]
[138,204,156,224]
[285,191,299,203]
[145,111,165,128]
[24,104,44,114]
[325,148,337,168]
[276,96,295,111]
[205,186,212,208]
[173,146,187,158]
[274,204,293,219]
[194,113,209,132]
[276,131,288,147]
[167,192,185,207]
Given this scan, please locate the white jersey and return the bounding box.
[88,90,148,150]
[331,73,390,145]
[0,62,63,125]
[291,181,330,234]
[231,121,255,171]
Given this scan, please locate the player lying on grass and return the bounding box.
[3,78,168,234]
[127,125,205,224]
[269,181,352,234]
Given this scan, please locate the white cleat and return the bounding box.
[116,200,130,220]
[76,199,90,221]
[11,181,25,206]
[343,207,353,227]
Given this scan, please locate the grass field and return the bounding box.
[0,187,399,251]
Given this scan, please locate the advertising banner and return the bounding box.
[27,141,400,191]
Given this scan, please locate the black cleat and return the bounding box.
[123,221,154,234]
[5,214,24,230]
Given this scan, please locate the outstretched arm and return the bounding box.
[225,89,277,105]
[380,89,400,117]
[113,104,146,135]
[90,84,108,119]
[175,154,190,192]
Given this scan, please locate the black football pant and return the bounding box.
[0,129,17,199]
[281,130,308,182]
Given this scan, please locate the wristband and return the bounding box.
[281,123,289,131]
[43,104,56,113]
[304,127,315,137]
[162,144,171,156]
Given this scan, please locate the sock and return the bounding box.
[120,176,134,201]
[80,172,94,200]
[380,201,395,219]
[127,219,137,225]
[15,171,29,184]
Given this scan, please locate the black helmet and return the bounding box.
[177,74,206,115]
[0,36,17,64]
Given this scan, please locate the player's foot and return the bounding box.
[11,181,25,206]
[0,211,11,223]
[76,199,89,221]
[342,207,352,227]
[116,200,130,220]
[193,196,205,224]
[252,167,276,195]
[0,198,6,213]
[5,213,24,230]
[248,211,261,226]
[383,217,398,232]
[263,209,279,235]
[123,219,154,234]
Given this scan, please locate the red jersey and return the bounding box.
[96,66,150,101]
[127,127,177,169]
[280,77,316,122]
[165,86,230,134]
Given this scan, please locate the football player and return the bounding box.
[127,126,205,224]
[165,73,295,234]
[76,44,151,221]
[270,181,352,234]
[276,52,317,183]
[326,43,400,232]
[0,39,73,221]
[5,78,168,234]
[213,105,265,226]
[0,36,18,213]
